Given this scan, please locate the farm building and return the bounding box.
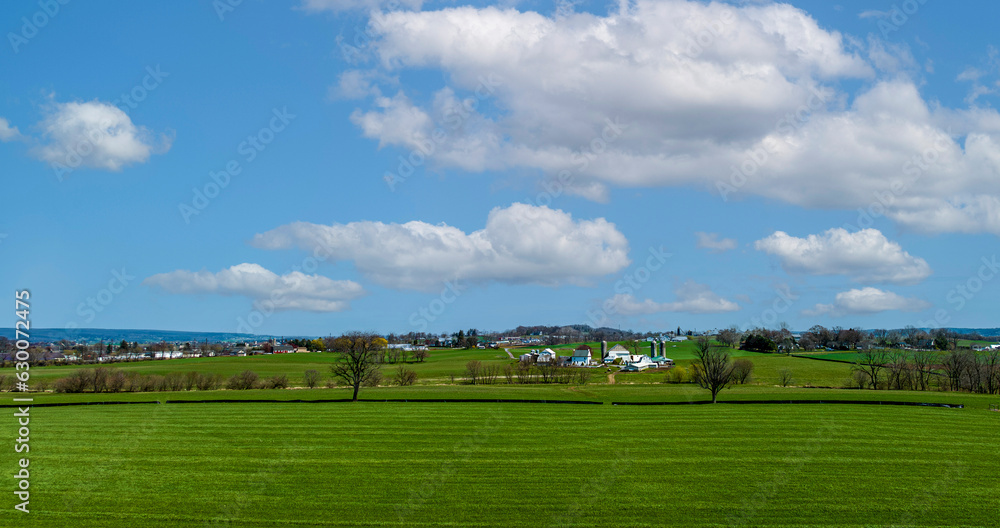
[603,344,632,363]
[650,356,674,367]
[570,345,592,366]
[620,355,657,371]
[520,348,558,364]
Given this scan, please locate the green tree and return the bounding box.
[328,332,386,401]
[693,336,734,403]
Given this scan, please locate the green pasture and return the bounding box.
[9,347,511,386]
[0,394,997,527]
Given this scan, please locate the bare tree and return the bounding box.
[778,368,794,387]
[328,332,386,401]
[515,360,533,384]
[502,364,515,384]
[942,350,974,392]
[717,326,743,348]
[304,369,321,389]
[885,350,910,390]
[909,350,936,391]
[853,348,889,389]
[394,366,417,386]
[983,349,1000,395]
[693,336,733,403]
[465,360,482,385]
[730,358,754,384]
[481,364,501,385]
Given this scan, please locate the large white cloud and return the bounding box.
[804,287,930,317]
[251,203,630,291]
[333,1,1000,234]
[754,228,931,284]
[144,263,366,312]
[608,281,739,315]
[31,100,171,171]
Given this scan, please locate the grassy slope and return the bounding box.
[0,399,997,527]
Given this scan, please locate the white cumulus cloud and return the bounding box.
[31,100,172,171]
[608,281,740,315]
[251,203,631,291]
[324,1,1000,234]
[144,263,366,312]
[754,228,931,284]
[803,287,930,317]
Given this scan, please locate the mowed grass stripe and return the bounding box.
[1,403,997,527]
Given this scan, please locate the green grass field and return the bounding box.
[1,389,997,527]
[17,347,513,386]
[17,343,860,390]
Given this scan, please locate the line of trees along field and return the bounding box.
[6,327,1000,400]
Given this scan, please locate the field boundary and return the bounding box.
[0,400,163,408]
[0,398,968,408]
[612,400,963,408]
[0,397,605,408]
[789,353,857,365]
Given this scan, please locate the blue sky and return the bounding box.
[2,0,999,337]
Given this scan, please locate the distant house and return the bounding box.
[537,348,557,363]
[520,348,558,364]
[273,345,294,354]
[603,344,632,363]
[570,345,592,366]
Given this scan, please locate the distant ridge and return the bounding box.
[4,326,998,344]
[2,328,294,344]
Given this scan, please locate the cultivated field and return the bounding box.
[1,391,997,527]
[4,346,998,526]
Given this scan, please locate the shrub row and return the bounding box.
[48,368,294,393]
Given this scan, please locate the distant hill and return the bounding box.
[3,328,291,344]
[931,328,1000,338]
